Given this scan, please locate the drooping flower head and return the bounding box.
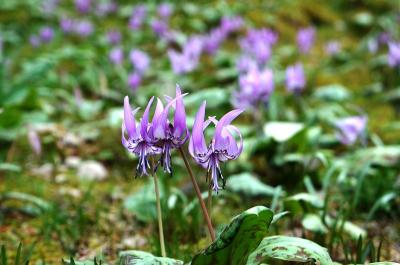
[234,67,274,109]
[388,42,400,68]
[189,102,243,192]
[297,27,316,54]
[122,96,160,176]
[285,63,305,94]
[150,85,188,173]
[129,49,150,74]
[335,116,367,146]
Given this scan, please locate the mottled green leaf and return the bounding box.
[247,236,333,265]
[191,206,274,265]
[119,250,183,265]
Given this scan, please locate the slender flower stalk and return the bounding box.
[150,158,166,257]
[122,97,166,256]
[179,147,215,241]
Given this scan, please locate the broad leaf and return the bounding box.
[191,206,274,265]
[247,236,333,265]
[119,250,183,265]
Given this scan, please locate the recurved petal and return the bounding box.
[214,109,243,150]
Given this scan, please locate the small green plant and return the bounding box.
[0,243,35,265]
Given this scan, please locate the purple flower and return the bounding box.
[60,18,74,33]
[74,20,94,37]
[106,30,121,45]
[189,102,243,192]
[236,56,257,73]
[29,35,41,48]
[240,28,278,64]
[325,41,341,56]
[109,47,123,65]
[203,28,226,55]
[234,67,274,109]
[220,16,243,34]
[75,0,91,13]
[297,27,316,54]
[335,116,367,145]
[129,5,147,30]
[168,36,203,74]
[28,126,42,156]
[129,50,150,74]
[388,42,400,68]
[150,85,188,173]
[286,63,305,93]
[128,72,142,92]
[157,3,172,19]
[39,27,54,43]
[151,19,169,37]
[122,96,160,176]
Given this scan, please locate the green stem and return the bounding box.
[151,160,167,257]
[179,147,216,241]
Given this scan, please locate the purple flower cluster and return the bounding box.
[122,85,188,175]
[285,63,306,94]
[388,42,400,68]
[297,27,316,54]
[233,66,274,109]
[335,116,367,145]
[122,86,244,191]
[239,28,278,65]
